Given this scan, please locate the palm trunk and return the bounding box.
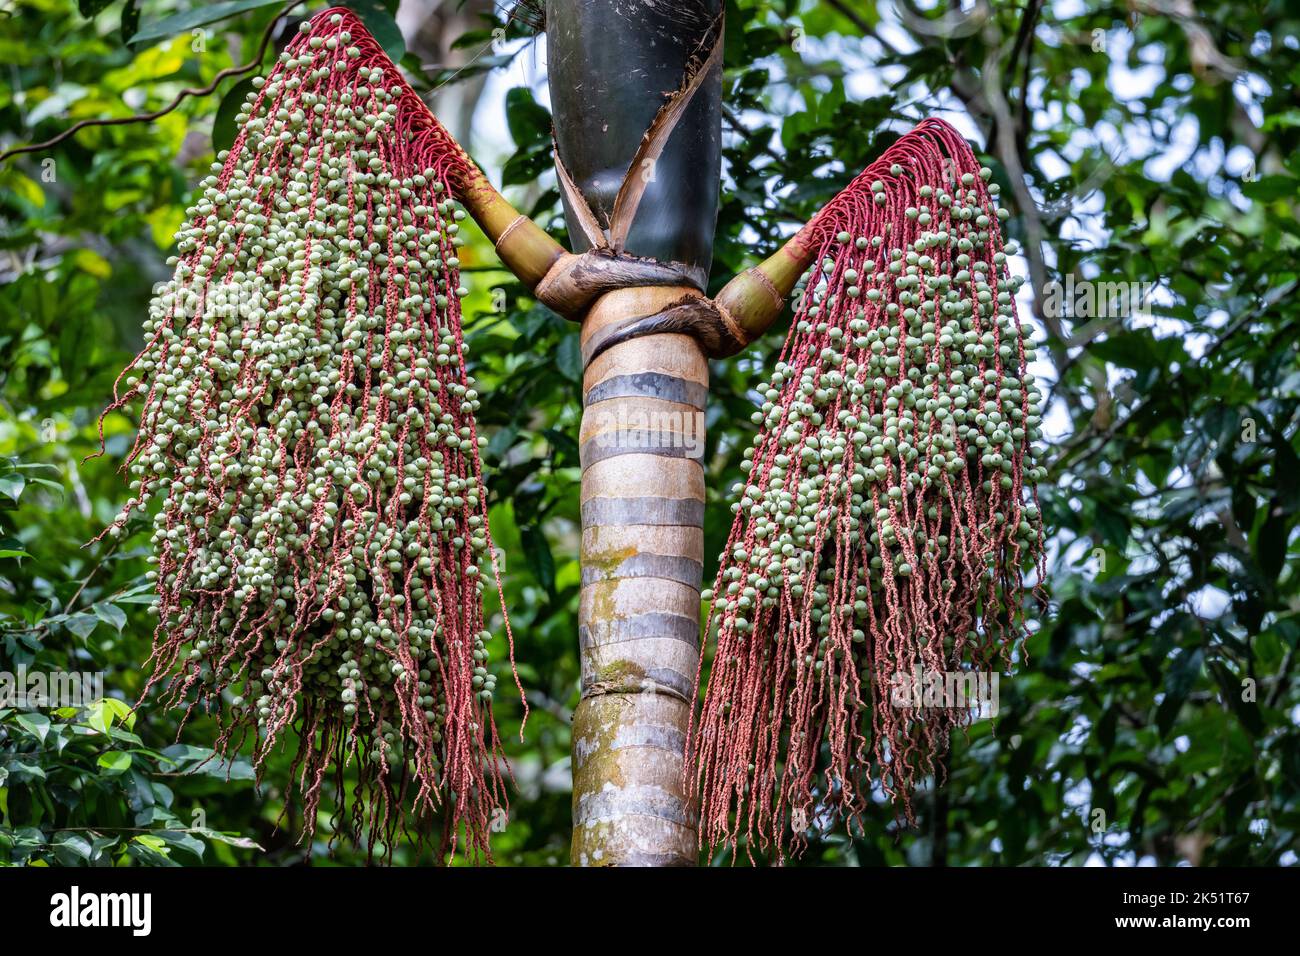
[547,0,723,866]
[573,288,707,866]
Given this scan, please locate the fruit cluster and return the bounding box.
[98,11,510,858]
[691,119,1047,859]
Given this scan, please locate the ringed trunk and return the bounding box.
[547,0,723,866]
[573,288,707,866]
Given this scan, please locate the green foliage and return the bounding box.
[0,700,258,866]
[0,0,1296,866]
[697,0,1300,867]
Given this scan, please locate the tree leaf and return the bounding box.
[97,750,132,774]
[14,712,51,744]
[128,833,175,866]
[120,0,140,44]
[557,333,582,382]
[62,612,98,640]
[99,696,136,730]
[85,697,133,734]
[1256,511,1288,585]
[159,743,217,764]
[93,602,128,632]
[211,77,257,155]
[52,831,93,864]
[0,473,24,502]
[1158,647,1204,737]
[350,0,405,63]
[520,524,555,594]
[78,0,116,17]
[156,828,206,860]
[1241,175,1297,202]
[193,827,263,850]
[128,0,286,45]
[505,86,552,148]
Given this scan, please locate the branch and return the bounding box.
[720,106,820,228]
[1266,646,1294,709]
[1006,0,1041,143]
[721,105,781,164]
[0,0,305,165]
[824,0,881,41]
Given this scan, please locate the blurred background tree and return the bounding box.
[0,0,1296,866]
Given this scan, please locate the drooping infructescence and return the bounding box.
[688,119,1048,860]
[93,9,520,860]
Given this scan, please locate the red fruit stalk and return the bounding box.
[688,119,1048,861]
[93,8,521,861]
